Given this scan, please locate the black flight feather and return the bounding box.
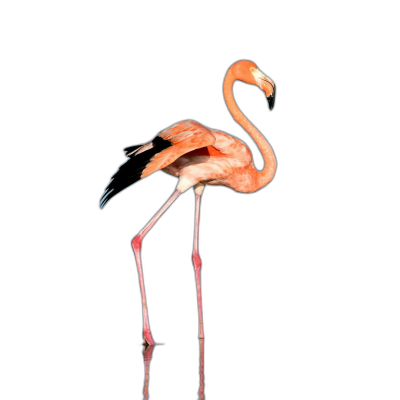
[124,145,142,157]
[100,136,173,208]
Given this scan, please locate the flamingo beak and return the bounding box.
[250,68,276,111]
[267,85,275,110]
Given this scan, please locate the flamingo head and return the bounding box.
[231,60,276,110]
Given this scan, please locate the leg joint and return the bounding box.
[132,235,142,252]
[192,252,202,270]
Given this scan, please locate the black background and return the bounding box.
[43,22,344,399]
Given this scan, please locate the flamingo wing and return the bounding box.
[139,120,216,178]
[100,120,215,207]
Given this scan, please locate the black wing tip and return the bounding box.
[99,171,141,208]
[100,136,173,208]
[124,136,170,155]
[99,189,112,208]
[124,145,142,157]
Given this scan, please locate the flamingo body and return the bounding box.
[162,122,259,193]
[101,120,260,208]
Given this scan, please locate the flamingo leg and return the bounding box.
[192,192,204,339]
[132,190,181,345]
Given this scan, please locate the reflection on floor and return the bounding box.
[142,345,155,400]
[199,339,205,399]
[142,339,205,400]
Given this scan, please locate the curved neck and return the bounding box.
[223,68,276,188]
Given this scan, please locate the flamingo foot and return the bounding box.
[143,330,155,346]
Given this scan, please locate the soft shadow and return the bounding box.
[141,340,206,399]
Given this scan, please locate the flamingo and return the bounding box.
[100,60,277,345]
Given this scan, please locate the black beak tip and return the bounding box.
[267,87,276,110]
